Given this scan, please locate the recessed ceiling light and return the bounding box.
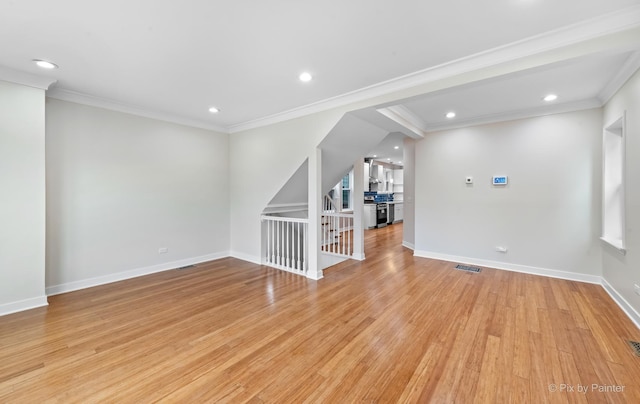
[387,158,391,161]
[299,72,313,82]
[373,155,377,158]
[33,59,58,69]
[543,94,558,102]
[399,161,402,164]
[446,112,456,119]
[394,146,399,149]
[208,106,220,113]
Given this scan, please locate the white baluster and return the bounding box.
[266,219,270,263]
[296,222,301,270]
[303,222,307,272]
[284,223,291,268]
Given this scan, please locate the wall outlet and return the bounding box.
[495,246,508,253]
[158,247,168,254]
[465,176,473,184]
[634,284,640,296]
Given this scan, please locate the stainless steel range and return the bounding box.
[376,203,387,228]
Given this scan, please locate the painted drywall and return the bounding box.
[319,113,391,193]
[402,137,416,249]
[229,109,344,263]
[602,67,640,321]
[267,159,309,208]
[414,109,603,279]
[227,30,636,264]
[45,99,230,293]
[0,81,47,315]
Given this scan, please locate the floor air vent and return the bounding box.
[628,340,640,357]
[177,265,196,270]
[455,264,482,273]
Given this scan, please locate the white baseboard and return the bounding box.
[402,241,415,250]
[413,250,601,284]
[352,252,366,261]
[0,296,48,317]
[230,251,262,265]
[305,270,324,281]
[46,251,230,296]
[601,278,640,330]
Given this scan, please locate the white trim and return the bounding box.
[230,251,263,265]
[413,250,601,284]
[305,269,324,281]
[262,203,309,215]
[351,252,366,261]
[600,237,626,255]
[598,51,640,104]
[402,241,415,250]
[376,106,428,138]
[46,88,228,133]
[601,278,640,330]
[0,296,48,317]
[264,202,309,209]
[0,66,57,90]
[20,6,638,135]
[46,252,229,296]
[601,112,627,254]
[228,6,640,133]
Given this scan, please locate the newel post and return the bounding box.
[352,157,365,260]
[306,147,323,280]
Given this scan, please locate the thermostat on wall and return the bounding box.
[492,175,508,185]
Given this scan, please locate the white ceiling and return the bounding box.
[366,50,639,167]
[368,132,407,165]
[1,0,639,133]
[399,52,636,130]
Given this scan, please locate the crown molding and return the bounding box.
[46,88,229,133]
[421,98,602,133]
[376,105,428,139]
[17,6,639,135]
[228,5,640,133]
[0,65,57,90]
[597,50,640,104]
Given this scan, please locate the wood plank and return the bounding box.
[0,224,639,402]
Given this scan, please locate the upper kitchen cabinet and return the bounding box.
[392,169,403,198]
[364,162,370,192]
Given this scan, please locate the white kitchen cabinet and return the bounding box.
[393,169,403,184]
[394,203,403,222]
[392,169,404,198]
[364,162,370,192]
[364,204,376,229]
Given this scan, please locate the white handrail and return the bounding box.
[261,215,308,224]
[323,194,338,213]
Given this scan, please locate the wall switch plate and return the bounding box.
[465,176,473,184]
[158,247,168,254]
[634,284,640,296]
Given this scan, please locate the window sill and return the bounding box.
[600,237,626,255]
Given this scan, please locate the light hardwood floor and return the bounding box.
[1,224,640,403]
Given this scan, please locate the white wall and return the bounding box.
[402,137,416,249]
[229,110,343,263]
[602,67,640,322]
[0,81,47,315]
[45,99,230,293]
[414,109,603,280]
